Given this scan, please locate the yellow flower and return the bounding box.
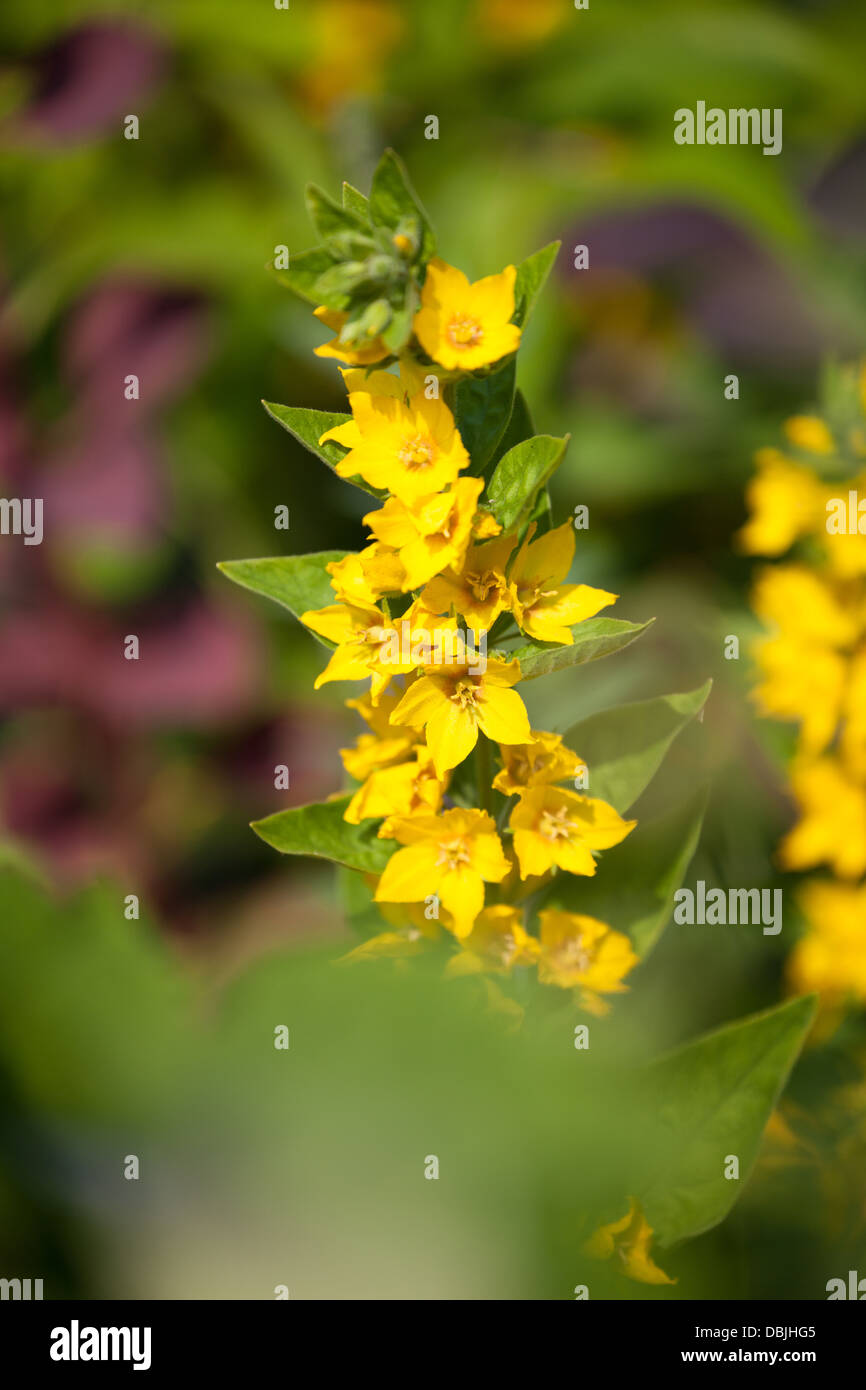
[537,909,638,1011]
[413,258,521,371]
[344,745,445,827]
[421,531,515,630]
[445,904,540,977]
[509,786,635,878]
[312,306,390,366]
[374,807,511,938]
[779,757,866,880]
[326,545,403,606]
[493,729,586,796]
[584,1198,675,1285]
[840,649,866,779]
[340,689,420,781]
[737,449,825,557]
[784,414,835,456]
[788,881,866,1007]
[363,477,483,591]
[389,654,531,777]
[509,522,616,644]
[300,599,414,701]
[319,380,469,506]
[751,566,858,754]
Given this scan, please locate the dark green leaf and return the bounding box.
[486,433,569,531]
[252,796,393,874]
[455,358,517,473]
[491,389,535,467]
[563,681,713,813]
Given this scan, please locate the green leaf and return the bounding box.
[508,617,654,681]
[640,996,817,1247]
[252,796,393,874]
[305,183,369,241]
[342,181,371,221]
[218,552,347,643]
[261,401,385,498]
[491,389,535,467]
[455,358,517,473]
[513,241,560,328]
[544,788,707,959]
[563,681,713,814]
[486,434,569,531]
[270,246,335,305]
[369,149,436,261]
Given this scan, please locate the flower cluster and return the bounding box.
[305,253,638,1009]
[739,362,866,1013]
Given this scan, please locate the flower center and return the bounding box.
[436,836,471,870]
[466,568,498,602]
[452,677,480,709]
[399,433,435,469]
[551,936,591,973]
[447,314,483,348]
[539,805,577,841]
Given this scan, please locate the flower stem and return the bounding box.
[475,734,493,814]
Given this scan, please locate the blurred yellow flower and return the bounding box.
[788,881,866,1007]
[445,904,540,976]
[584,1198,675,1285]
[537,909,637,1012]
[784,415,835,456]
[509,786,635,879]
[737,449,825,557]
[414,258,521,371]
[374,807,511,938]
[779,756,866,880]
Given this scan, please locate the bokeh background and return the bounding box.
[2,0,866,1299]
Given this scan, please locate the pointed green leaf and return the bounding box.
[544,788,707,959]
[252,796,393,874]
[218,552,347,643]
[262,401,385,498]
[508,617,654,681]
[306,183,369,241]
[563,681,712,814]
[513,241,560,328]
[640,996,817,1247]
[369,149,436,261]
[342,181,371,221]
[486,434,569,531]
